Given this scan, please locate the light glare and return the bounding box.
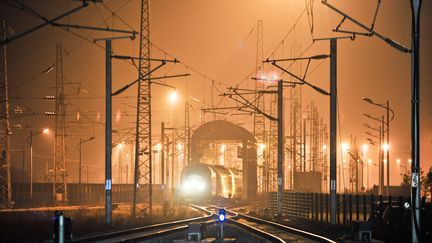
[168,91,178,103]
[342,143,349,152]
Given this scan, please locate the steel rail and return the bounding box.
[227,217,285,243]
[72,204,213,242]
[227,209,336,243]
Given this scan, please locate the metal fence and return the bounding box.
[10,183,164,208]
[266,191,411,226]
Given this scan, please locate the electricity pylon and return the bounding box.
[0,20,12,209]
[132,0,152,217]
[54,43,68,202]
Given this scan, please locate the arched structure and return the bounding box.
[191,120,257,199]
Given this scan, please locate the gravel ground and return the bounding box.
[0,203,201,243]
[143,221,273,243]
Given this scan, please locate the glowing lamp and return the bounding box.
[218,209,226,222]
[168,91,178,103]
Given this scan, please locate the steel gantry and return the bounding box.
[0,20,12,209]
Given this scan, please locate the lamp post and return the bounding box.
[167,90,201,167]
[27,128,49,200]
[363,98,394,197]
[77,137,95,185]
[367,159,372,190]
[363,115,385,195]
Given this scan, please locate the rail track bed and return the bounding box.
[226,208,337,243]
[67,204,336,243]
[71,205,213,242]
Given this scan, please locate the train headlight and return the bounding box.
[182,175,206,194]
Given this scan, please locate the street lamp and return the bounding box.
[363,97,394,197]
[27,128,50,200]
[363,115,385,195]
[77,136,95,185]
[367,159,373,190]
[168,90,179,104]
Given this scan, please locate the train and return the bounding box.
[179,163,242,201]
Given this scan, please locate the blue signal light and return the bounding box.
[218,209,226,222]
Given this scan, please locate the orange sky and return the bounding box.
[2,0,431,187]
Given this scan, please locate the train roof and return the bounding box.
[191,120,255,142]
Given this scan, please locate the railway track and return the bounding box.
[225,207,337,243]
[70,204,336,243]
[71,205,214,242]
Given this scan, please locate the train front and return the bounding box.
[180,164,215,202]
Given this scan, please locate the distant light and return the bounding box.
[323,144,327,150]
[220,144,226,152]
[368,159,372,165]
[155,143,161,151]
[45,111,55,117]
[361,144,368,153]
[118,143,124,149]
[382,143,389,151]
[177,143,183,150]
[168,91,179,103]
[219,214,226,222]
[42,128,49,134]
[341,143,349,152]
[408,159,412,164]
[396,159,401,165]
[116,110,121,123]
[259,143,266,150]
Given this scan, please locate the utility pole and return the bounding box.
[161,122,165,197]
[96,34,136,224]
[54,43,67,203]
[276,80,284,216]
[185,100,191,165]
[386,101,390,196]
[21,148,25,183]
[410,1,422,241]
[78,137,94,186]
[322,1,422,238]
[363,97,394,196]
[265,51,331,218]
[222,81,291,216]
[105,39,113,225]
[171,132,175,191]
[0,20,12,209]
[118,144,122,184]
[380,118,384,195]
[329,38,337,225]
[29,131,33,199]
